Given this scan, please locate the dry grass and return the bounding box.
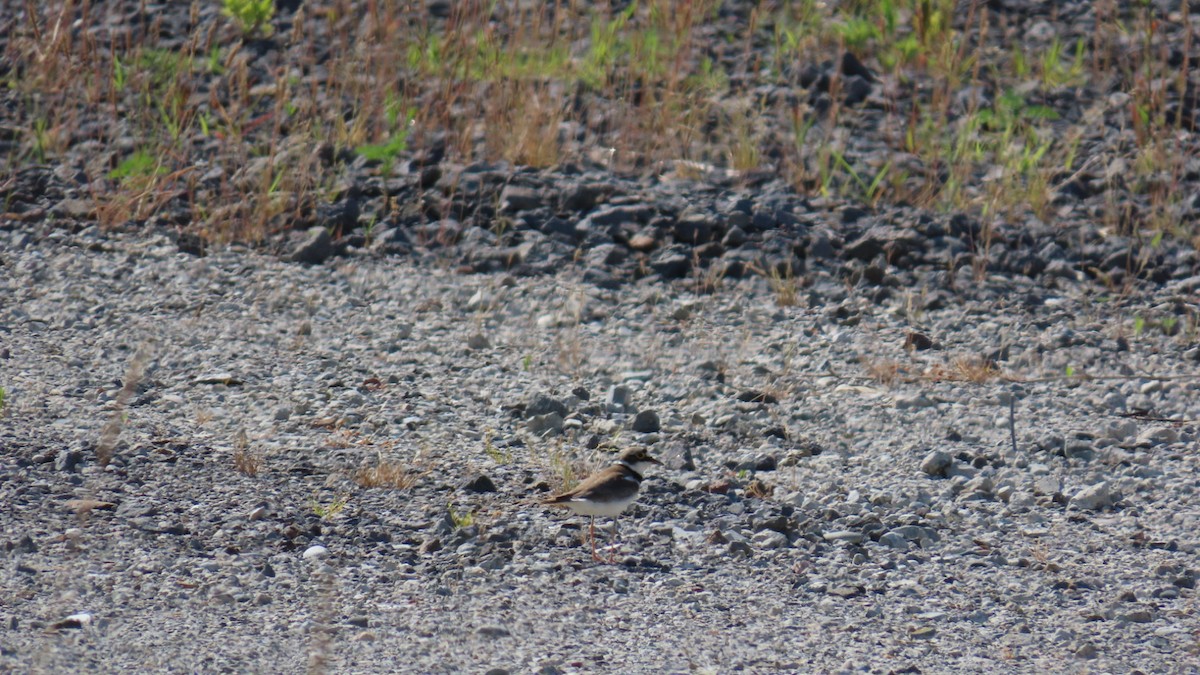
[544,439,584,494]
[96,341,153,467]
[744,478,773,500]
[353,460,420,490]
[1,0,1194,265]
[231,428,262,477]
[864,353,1002,385]
[930,355,1002,384]
[751,259,802,307]
[864,358,903,385]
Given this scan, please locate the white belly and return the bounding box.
[561,496,635,517]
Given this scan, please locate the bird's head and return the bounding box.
[616,447,662,475]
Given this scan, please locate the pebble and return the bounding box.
[752,530,790,549]
[289,227,333,264]
[895,393,936,409]
[1070,482,1111,511]
[632,410,661,433]
[463,474,497,493]
[1138,427,1179,445]
[527,412,564,436]
[1033,476,1062,497]
[303,545,329,560]
[921,450,952,477]
[606,385,632,413]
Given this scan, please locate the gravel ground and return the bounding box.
[3,1,1200,672]
[1,221,1198,674]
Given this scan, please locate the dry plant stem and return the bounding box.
[96,341,153,467]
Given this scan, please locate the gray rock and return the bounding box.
[1138,427,1179,445]
[722,225,748,247]
[585,204,653,227]
[478,554,507,571]
[1102,392,1127,412]
[909,626,936,640]
[526,394,568,418]
[1074,642,1099,659]
[733,452,778,472]
[631,410,660,433]
[53,198,95,219]
[55,448,83,473]
[891,526,928,542]
[1033,475,1062,497]
[672,211,717,244]
[1063,441,1095,460]
[606,385,632,413]
[921,450,952,477]
[527,412,563,436]
[1107,419,1138,441]
[1070,482,1111,510]
[14,534,37,554]
[895,393,936,409]
[290,227,334,264]
[499,185,543,212]
[463,474,497,493]
[752,530,790,549]
[842,74,872,106]
[1119,608,1153,623]
[649,249,691,279]
[1007,490,1036,509]
[828,585,865,599]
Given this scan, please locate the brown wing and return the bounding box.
[542,465,635,504]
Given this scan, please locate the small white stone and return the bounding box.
[303,545,329,560]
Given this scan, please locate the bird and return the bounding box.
[542,447,662,563]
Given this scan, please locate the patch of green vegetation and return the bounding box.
[448,503,474,529]
[1040,37,1087,88]
[580,5,636,87]
[109,150,165,183]
[835,17,879,51]
[355,103,415,169]
[108,152,159,184]
[223,0,275,37]
[28,118,50,163]
[483,430,512,464]
[310,493,348,521]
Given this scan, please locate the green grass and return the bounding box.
[448,503,474,530]
[310,493,349,521]
[222,0,274,37]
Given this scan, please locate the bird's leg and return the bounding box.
[589,516,603,562]
[608,516,620,563]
